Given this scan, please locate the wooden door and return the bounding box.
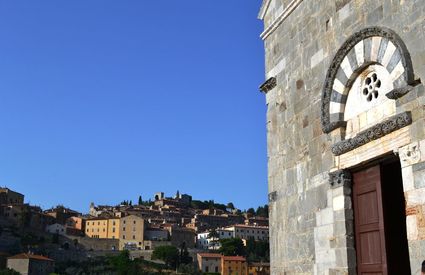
[353,165,387,275]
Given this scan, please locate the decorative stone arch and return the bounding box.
[321,27,416,134]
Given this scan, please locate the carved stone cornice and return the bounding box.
[329,170,352,188]
[331,112,412,156]
[259,77,277,94]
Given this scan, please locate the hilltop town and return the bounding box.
[0,187,269,274]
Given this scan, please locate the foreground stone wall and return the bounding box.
[259,0,425,274]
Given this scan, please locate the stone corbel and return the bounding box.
[386,86,414,100]
[268,191,278,203]
[329,169,352,188]
[259,77,277,94]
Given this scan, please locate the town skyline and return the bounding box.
[2,185,267,214]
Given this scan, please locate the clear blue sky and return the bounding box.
[0,1,267,213]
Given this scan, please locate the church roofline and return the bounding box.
[258,0,272,20]
[259,0,304,40]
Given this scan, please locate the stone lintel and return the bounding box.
[331,111,412,156]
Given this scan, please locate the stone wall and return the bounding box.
[259,0,425,274]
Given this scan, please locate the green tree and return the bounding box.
[0,269,20,275]
[218,238,245,256]
[256,204,269,218]
[179,242,192,265]
[152,245,179,268]
[208,229,220,250]
[108,250,132,275]
[138,195,143,205]
[247,208,256,216]
[226,202,235,210]
[245,238,270,262]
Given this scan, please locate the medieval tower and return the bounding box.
[258,0,425,274]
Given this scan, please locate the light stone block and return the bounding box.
[316,207,334,226]
[340,57,353,79]
[338,3,351,22]
[390,60,405,81]
[311,49,325,69]
[406,215,418,240]
[402,166,415,192]
[419,139,425,162]
[381,41,396,67]
[333,196,345,211]
[406,187,425,206]
[267,58,287,78]
[354,40,365,67]
[371,36,382,61]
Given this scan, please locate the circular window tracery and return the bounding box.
[362,72,381,102]
[344,64,394,121]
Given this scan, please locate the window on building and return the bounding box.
[123,227,126,231]
[133,235,135,239]
[123,235,126,239]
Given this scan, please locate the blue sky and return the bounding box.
[0,1,266,213]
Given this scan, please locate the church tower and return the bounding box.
[258,1,425,274]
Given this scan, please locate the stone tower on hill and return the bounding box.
[258,0,425,274]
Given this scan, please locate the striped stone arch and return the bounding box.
[321,27,415,134]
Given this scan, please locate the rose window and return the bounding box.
[362,72,381,102]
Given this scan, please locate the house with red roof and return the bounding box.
[7,253,54,275]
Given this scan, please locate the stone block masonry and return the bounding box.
[258,0,425,274]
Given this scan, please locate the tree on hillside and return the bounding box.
[256,204,269,217]
[138,195,143,205]
[179,242,192,265]
[108,250,131,274]
[246,238,270,262]
[247,208,256,216]
[0,269,20,275]
[219,238,245,256]
[226,202,235,210]
[152,245,179,268]
[208,229,220,250]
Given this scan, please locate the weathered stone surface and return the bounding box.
[259,0,425,273]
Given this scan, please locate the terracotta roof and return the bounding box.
[222,256,246,261]
[230,224,269,229]
[8,253,54,261]
[197,253,222,258]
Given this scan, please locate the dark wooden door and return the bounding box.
[353,165,388,275]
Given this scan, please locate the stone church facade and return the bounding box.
[258,0,425,274]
